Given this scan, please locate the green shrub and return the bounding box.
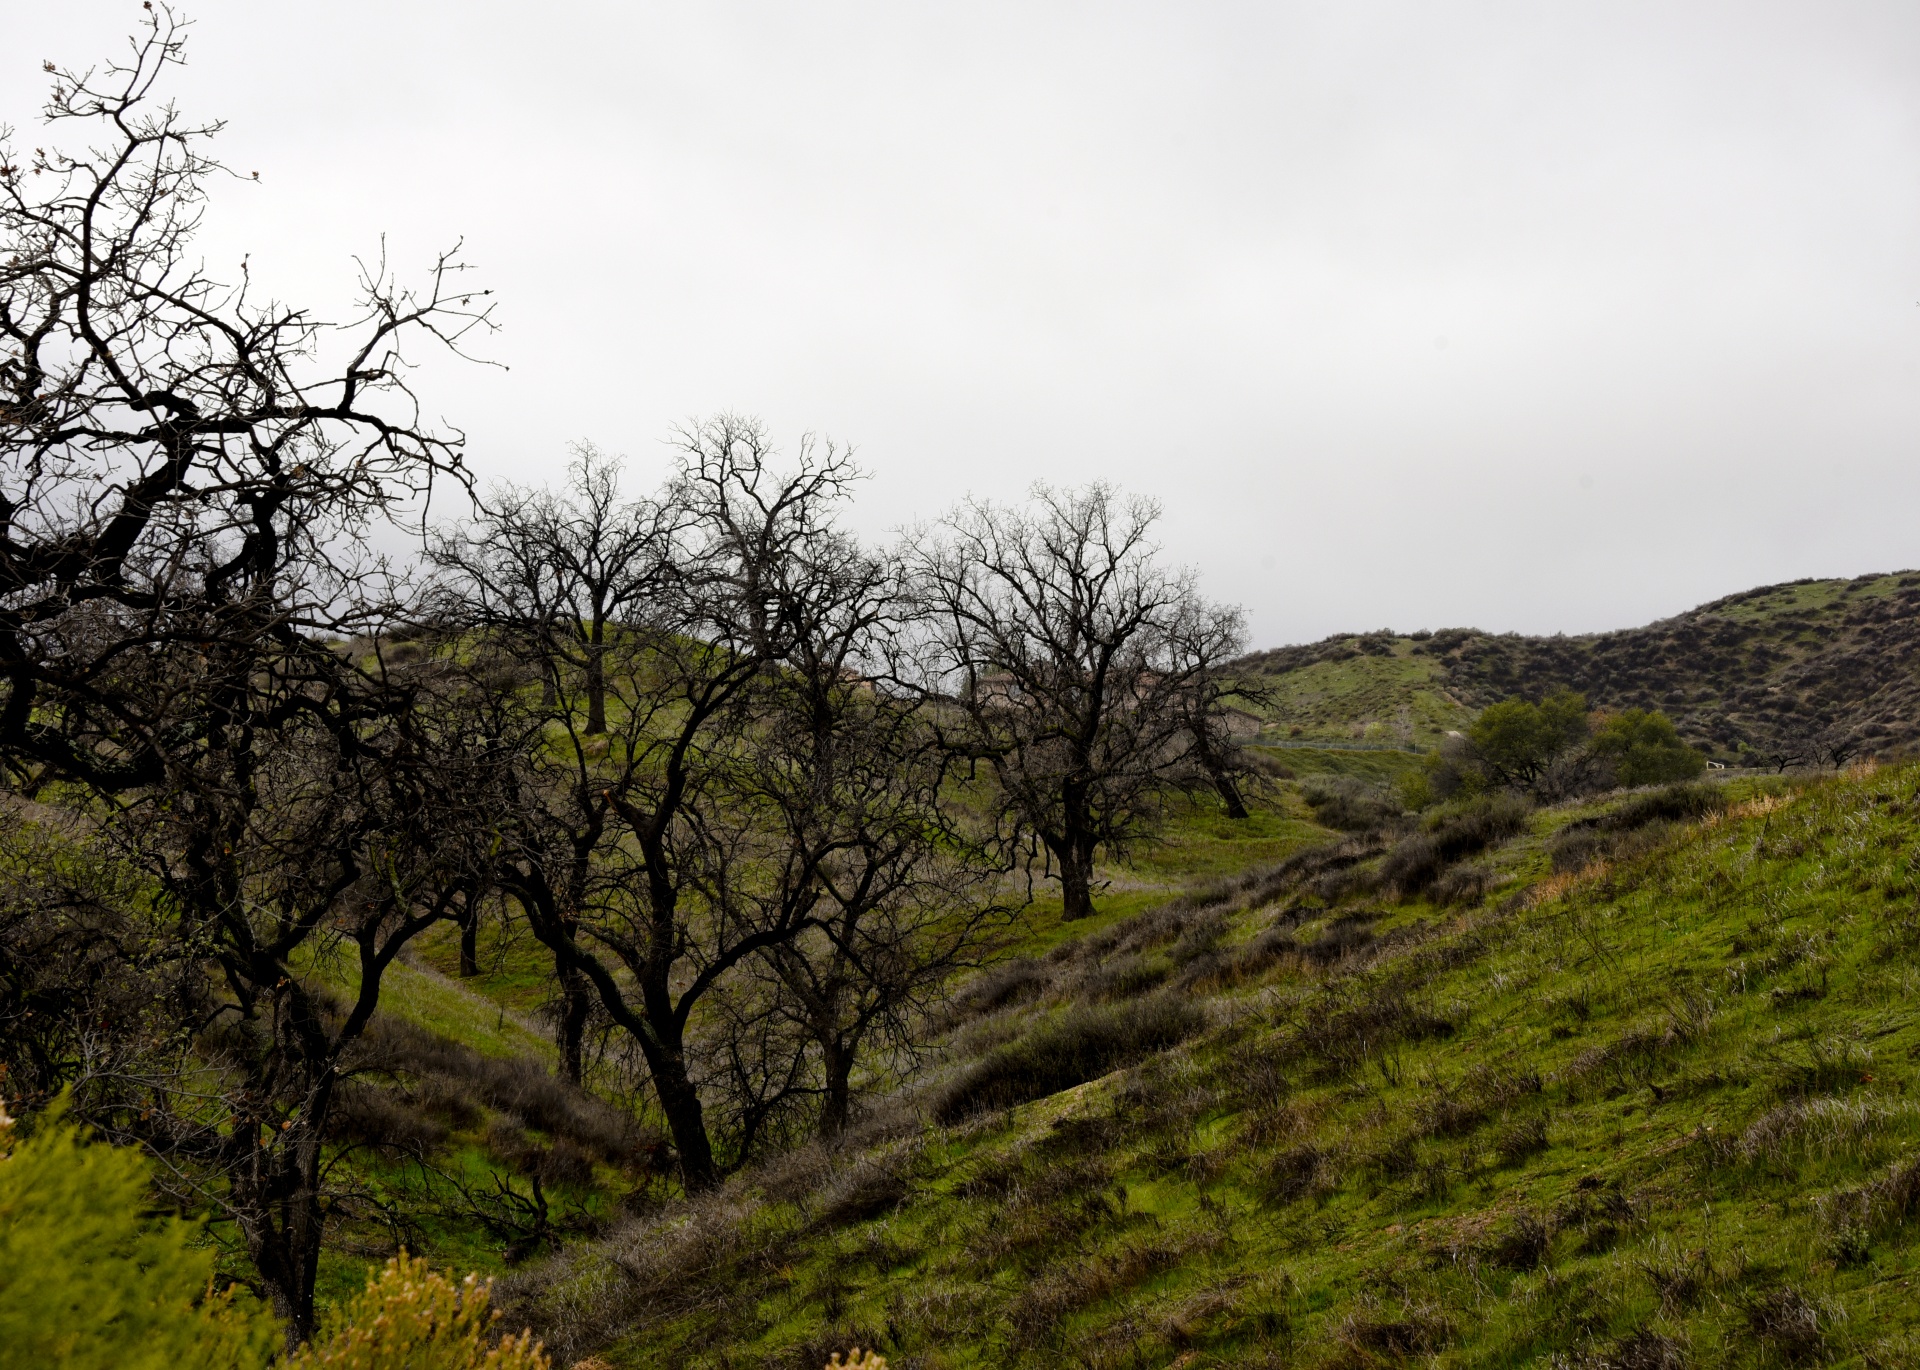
[1301,777,1402,831]
[0,1102,279,1370]
[1379,793,1530,894]
[1467,690,1588,787]
[1549,781,1724,872]
[1602,779,1722,828]
[1395,763,1437,811]
[1588,709,1706,787]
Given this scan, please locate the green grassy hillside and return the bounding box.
[295,792,1341,1311]
[1238,570,1920,769]
[506,761,1920,1369]
[1245,646,1471,749]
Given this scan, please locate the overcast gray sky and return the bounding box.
[11,2,1920,647]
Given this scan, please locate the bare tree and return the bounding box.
[753,830,1013,1140]
[692,972,819,1160]
[431,442,664,735]
[0,8,490,791]
[486,416,865,1190]
[429,447,670,1071]
[0,11,496,1345]
[906,483,1246,918]
[1173,657,1272,821]
[100,652,523,1346]
[715,526,1014,1142]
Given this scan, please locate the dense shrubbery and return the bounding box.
[1548,781,1728,874]
[1247,576,1920,770]
[347,1016,653,1165]
[1409,692,1704,807]
[1468,689,1591,788]
[1302,777,1403,831]
[0,1104,278,1370]
[286,1253,549,1370]
[1588,708,1707,787]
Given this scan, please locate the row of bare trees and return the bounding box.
[422,424,1255,1177]
[428,425,1016,1190]
[0,10,1258,1347]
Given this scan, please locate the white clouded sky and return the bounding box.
[10,2,1920,645]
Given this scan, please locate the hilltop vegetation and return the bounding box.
[1239,571,1920,767]
[503,761,1920,1368]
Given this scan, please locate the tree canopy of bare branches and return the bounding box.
[430,442,666,736]
[0,10,502,1345]
[463,419,860,1187]
[437,418,1013,1185]
[905,483,1247,918]
[0,9,492,794]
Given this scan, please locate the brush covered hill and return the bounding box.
[504,761,1920,1369]
[1237,571,1920,767]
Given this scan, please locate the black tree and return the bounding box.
[907,483,1246,918]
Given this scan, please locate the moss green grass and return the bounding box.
[1242,648,1472,748]
[532,762,1920,1368]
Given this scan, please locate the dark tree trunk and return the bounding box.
[557,960,591,1084]
[819,1040,853,1141]
[585,629,606,735]
[1054,781,1100,920]
[1190,726,1250,819]
[1058,842,1096,919]
[515,881,726,1192]
[245,1186,321,1353]
[458,905,481,978]
[1213,769,1250,820]
[651,1046,719,1191]
[231,1096,333,1352]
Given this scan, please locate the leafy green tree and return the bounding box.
[1466,689,1590,788]
[0,1104,278,1370]
[1588,709,1706,787]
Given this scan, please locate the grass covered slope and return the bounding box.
[516,762,1920,1368]
[1238,570,1920,768]
[1239,645,1471,749]
[291,793,1338,1314]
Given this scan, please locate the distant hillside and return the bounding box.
[1237,571,1920,767]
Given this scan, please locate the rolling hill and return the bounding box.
[282,569,1920,1367]
[502,761,1920,1368]
[1237,571,1920,768]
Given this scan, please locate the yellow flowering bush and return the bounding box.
[824,1352,887,1370]
[288,1252,549,1370]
